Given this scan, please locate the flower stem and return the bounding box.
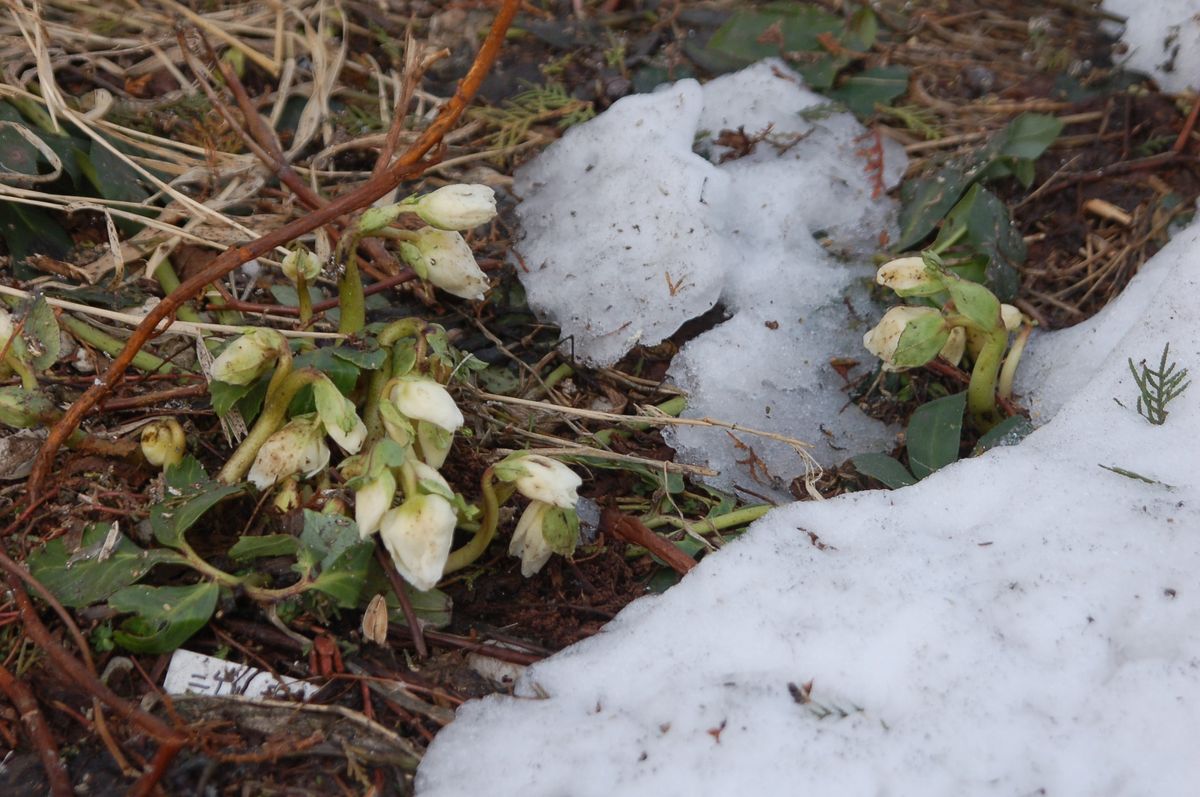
[968,328,1008,430]
[4,353,37,390]
[998,323,1032,401]
[443,468,500,574]
[643,503,771,534]
[58,315,175,374]
[217,367,323,484]
[337,234,366,335]
[176,540,313,601]
[296,276,313,326]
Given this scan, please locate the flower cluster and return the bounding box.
[863,254,1031,428]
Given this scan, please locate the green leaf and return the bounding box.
[332,343,387,371]
[209,379,253,418]
[944,270,1002,331]
[310,541,374,607]
[972,415,1034,455]
[896,168,970,250]
[229,534,300,561]
[827,66,910,117]
[28,523,187,608]
[0,202,74,278]
[165,455,208,491]
[703,3,844,87]
[299,509,360,570]
[152,480,244,548]
[109,582,218,654]
[995,113,1064,161]
[391,583,452,628]
[845,7,878,50]
[940,185,1024,301]
[542,507,580,556]
[289,348,360,414]
[851,453,916,489]
[18,294,61,370]
[0,120,42,177]
[893,312,950,368]
[906,391,966,479]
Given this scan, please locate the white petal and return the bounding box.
[379,495,457,592]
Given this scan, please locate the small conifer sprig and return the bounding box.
[1127,343,1190,426]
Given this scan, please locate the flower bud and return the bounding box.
[863,306,947,372]
[875,257,945,297]
[401,228,490,301]
[355,468,396,539]
[0,387,57,429]
[413,184,497,231]
[247,414,329,490]
[378,493,457,592]
[388,377,464,433]
[939,326,966,367]
[313,376,367,454]
[509,501,554,577]
[211,328,286,386]
[1000,303,1023,332]
[496,453,581,509]
[140,418,186,468]
[357,203,404,235]
[281,245,321,283]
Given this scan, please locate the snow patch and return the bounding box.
[1104,0,1200,93]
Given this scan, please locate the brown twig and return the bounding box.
[0,663,71,796]
[29,0,522,499]
[601,507,697,576]
[99,384,209,412]
[374,544,428,659]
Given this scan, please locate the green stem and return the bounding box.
[642,503,771,534]
[296,276,313,326]
[998,324,1031,401]
[57,314,175,374]
[337,234,366,335]
[397,459,418,499]
[443,468,500,574]
[217,367,323,484]
[4,353,37,390]
[153,258,206,326]
[967,328,1008,431]
[930,224,967,256]
[177,540,313,601]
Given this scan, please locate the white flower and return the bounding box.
[863,306,944,372]
[416,420,453,469]
[410,459,453,498]
[501,454,581,509]
[1000,303,1023,332]
[413,184,497,231]
[247,415,329,490]
[141,418,186,468]
[875,257,944,297]
[939,326,966,367]
[403,228,490,300]
[378,494,457,592]
[509,501,554,577]
[389,377,464,433]
[281,245,321,283]
[355,469,396,538]
[313,376,367,454]
[0,308,12,352]
[211,328,285,385]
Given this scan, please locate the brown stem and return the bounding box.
[0,663,71,797]
[374,544,428,658]
[28,0,521,499]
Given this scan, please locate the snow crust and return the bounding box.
[1104,0,1200,93]
[418,210,1200,797]
[515,61,906,489]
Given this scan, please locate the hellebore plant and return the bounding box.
[863,253,1031,429]
[334,184,498,335]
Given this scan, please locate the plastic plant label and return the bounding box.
[162,649,318,700]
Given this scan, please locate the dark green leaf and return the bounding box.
[896,168,970,250]
[165,455,208,491]
[0,203,74,278]
[310,541,374,607]
[152,482,244,548]
[208,379,252,418]
[906,391,966,479]
[827,66,909,117]
[942,185,1024,300]
[851,453,916,488]
[109,582,218,654]
[332,342,387,371]
[229,534,300,561]
[289,348,359,414]
[0,122,41,177]
[995,113,1064,161]
[299,509,360,569]
[845,7,878,50]
[28,523,187,608]
[972,415,1034,455]
[19,294,60,371]
[702,3,844,87]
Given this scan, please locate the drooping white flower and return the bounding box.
[378,494,457,592]
[413,184,497,231]
[0,308,13,352]
[247,414,329,490]
[862,306,946,372]
[939,326,967,367]
[509,501,554,577]
[416,420,453,469]
[211,328,285,385]
[355,468,396,539]
[1000,303,1023,332]
[140,418,186,468]
[388,377,464,433]
[410,459,453,499]
[402,228,490,300]
[281,245,321,283]
[313,376,367,454]
[875,256,945,297]
[498,454,581,509]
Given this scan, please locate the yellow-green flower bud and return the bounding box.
[400,228,490,301]
[281,245,321,284]
[863,306,948,372]
[140,418,186,468]
[876,257,945,297]
[211,328,286,385]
